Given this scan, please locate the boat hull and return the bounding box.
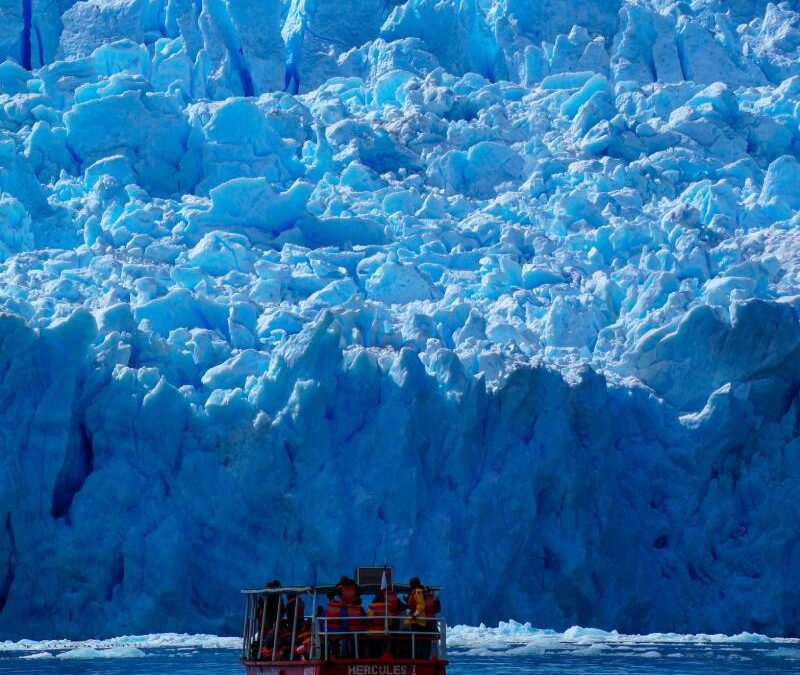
[243,659,447,675]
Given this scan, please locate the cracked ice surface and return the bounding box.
[1,0,800,640]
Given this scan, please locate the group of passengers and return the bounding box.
[324,575,441,658]
[252,580,310,661]
[251,576,440,661]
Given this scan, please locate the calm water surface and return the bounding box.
[1,646,798,675]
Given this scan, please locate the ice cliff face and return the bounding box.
[2,0,800,640]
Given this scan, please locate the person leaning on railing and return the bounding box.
[366,589,406,657]
[286,592,305,632]
[367,589,405,629]
[325,579,366,658]
[403,577,441,659]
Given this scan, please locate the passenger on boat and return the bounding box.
[285,592,305,632]
[403,577,428,629]
[275,624,294,661]
[325,590,344,631]
[367,589,405,629]
[366,590,406,657]
[424,586,441,623]
[403,577,440,659]
[266,580,285,619]
[336,575,361,604]
[326,580,365,658]
[294,618,313,660]
[324,590,346,657]
[251,581,285,661]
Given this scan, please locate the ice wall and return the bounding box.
[1,0,800,639]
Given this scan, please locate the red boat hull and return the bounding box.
[243,660,447,675]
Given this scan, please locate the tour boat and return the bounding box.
[240,566,448,675]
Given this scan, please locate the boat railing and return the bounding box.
[243,611,447,662]
[315,615,448,662]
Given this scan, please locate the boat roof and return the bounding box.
[241,582,442,596]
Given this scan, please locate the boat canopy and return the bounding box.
[242,582,442,595]
[242,566,442,595]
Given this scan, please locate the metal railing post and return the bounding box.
[257,595,268,660]
[311,591,318,660]
[412,631,415,660]
[272,593,281,661]
[441,619,447,660]
[289,595,300,660]
[325,618,329,660]
[241,595,250,659]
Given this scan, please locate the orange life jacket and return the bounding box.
[326,599,345,631]
[343,604,365,631]
[367,591,402,629]
[259,645,272,659]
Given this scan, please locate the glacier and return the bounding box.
[1,0,800,641]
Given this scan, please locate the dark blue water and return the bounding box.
[1,646,798,674]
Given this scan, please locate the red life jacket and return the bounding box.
[387,590,402,612]
[423,589,439,618]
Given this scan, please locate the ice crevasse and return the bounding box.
[1,0,800,640]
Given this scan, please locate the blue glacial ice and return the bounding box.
[1,0,800,641]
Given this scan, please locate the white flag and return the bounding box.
[380,569,388,591]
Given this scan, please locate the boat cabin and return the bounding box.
[241,566,447,675]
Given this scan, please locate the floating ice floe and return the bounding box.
[446,621,800,657]
[0,633,242,653]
